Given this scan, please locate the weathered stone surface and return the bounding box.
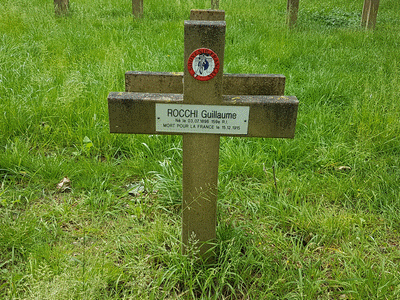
[125,71,286,96]
[287,0,299,27]
[183,21,226,106]
[54,0,69,15]
[125,72,183,94]
[190,9,224,21]
[361,0,380,29]
[181,20,226,259]
[108,92,298,138]
[132,0,143,18]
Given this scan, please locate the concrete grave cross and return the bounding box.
[54,0,69,15]
[108,10,299,260]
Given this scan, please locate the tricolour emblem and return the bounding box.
[187,48,220,81]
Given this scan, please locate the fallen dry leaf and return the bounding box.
[337,166,351,172]
[56,176,72,193]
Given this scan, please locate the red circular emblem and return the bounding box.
[187,48,220,81]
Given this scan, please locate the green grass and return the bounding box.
[1,0,400,298]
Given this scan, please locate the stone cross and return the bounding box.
[54,0,69,15]
[361,0,380,29]
[108,10,299,260]
[286,0,300,28]
[132,0,143,18]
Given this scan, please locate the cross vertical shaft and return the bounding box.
[54,0,69,15]
[287,0,300,27]
[361,0,380,29]
[132,0,143,18]
[182,21,226,258]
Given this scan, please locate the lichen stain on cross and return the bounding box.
[108,10,299,262]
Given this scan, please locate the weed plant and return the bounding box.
[1,0,400,298]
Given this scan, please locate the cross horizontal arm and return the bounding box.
[108,92,298,138]
[125,71,286,95]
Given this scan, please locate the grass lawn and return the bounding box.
[1,0,400,298]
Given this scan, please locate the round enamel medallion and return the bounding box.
[187,48,220,81]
